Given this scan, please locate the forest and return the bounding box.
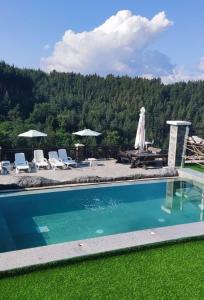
[0,61,204,150]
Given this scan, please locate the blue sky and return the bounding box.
[1,0,204,82]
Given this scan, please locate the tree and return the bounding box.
[0,61,204,149]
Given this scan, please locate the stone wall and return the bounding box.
[0,167,178,190]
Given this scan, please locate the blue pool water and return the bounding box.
[0,179,203,253]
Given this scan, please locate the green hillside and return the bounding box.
[0,61,203,149]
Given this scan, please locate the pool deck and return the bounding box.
[0,221,204,272]
[178,168,204,185]
[0,159,177,189]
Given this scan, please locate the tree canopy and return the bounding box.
[0,61,203,149]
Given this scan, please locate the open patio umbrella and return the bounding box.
[72,129,101,137]
[134,107,145,150]
[72,129,101,160]
[18,130,47,150]
[18,130,47,138]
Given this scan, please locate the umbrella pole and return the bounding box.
[86,136,88,159]
[30,141,33,163]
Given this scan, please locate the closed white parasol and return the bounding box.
[134,107,145,150]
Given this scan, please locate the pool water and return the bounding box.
[0,180,203,253]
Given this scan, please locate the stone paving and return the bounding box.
[178,168,204,185]
[1,222,204,272]
[0,159,177,188]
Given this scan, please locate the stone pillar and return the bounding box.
[167,121,191,167]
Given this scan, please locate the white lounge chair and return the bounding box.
[14,153,30,173]
[33,150,49,169]
[48,151,65,170]
[58,149,77,167]
[0,161,11,175]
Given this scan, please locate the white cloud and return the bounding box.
[43,44,50,50]
[42,10,204,84]
[160,63,204,84]
[42,10,173,76]
[198,56,204,71]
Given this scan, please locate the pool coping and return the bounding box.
[178,168,204,185]
[0,175,179,194]
[0,221,204,272]
[0,173,203,272]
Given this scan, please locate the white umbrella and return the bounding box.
[72,129,101,160]
[72,129,101,137]
[134,107,145,150]
[18,130,47,137]
[18,130,47,149]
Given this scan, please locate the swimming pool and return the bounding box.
[0,179,203,253]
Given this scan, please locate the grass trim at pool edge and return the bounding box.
[0,235,203,279]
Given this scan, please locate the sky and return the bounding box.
[1,0,204,83]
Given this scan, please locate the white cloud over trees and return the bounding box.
[42,10,204,84]
[42,10,173,76]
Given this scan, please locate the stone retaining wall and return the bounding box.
[0,167,178,190]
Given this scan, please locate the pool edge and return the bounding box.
[0,175,179,194]
[0,221,204,273]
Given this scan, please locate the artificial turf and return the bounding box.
[185,163,204,173]
[0,240,204,300]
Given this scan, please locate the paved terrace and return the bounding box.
[0,159,177,188]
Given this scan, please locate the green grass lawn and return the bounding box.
[0,240,204,300]
[185,163,204,173]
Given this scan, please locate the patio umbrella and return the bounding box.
[134,107,145,150]
[18,130,47,138]
[72,129,101,137]
[18,130,47,149]
[72,129,101,159]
